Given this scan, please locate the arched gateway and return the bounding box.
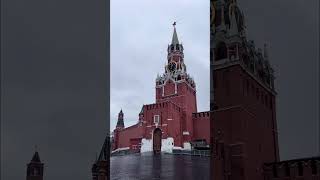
[153,128,162,154]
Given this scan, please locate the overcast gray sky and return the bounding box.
[1,0,319,180]
[110,0,210,132]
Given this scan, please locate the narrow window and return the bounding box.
[215,42,228,61]
[298,162,303,176]
[272,164,278,178]
[154,115,160,124]
[285,163,290,177]
[311,160,317,175]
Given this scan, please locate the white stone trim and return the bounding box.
[154,115,160,124]
[183,131,190,135]
[111,147,130,153]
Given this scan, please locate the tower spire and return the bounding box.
[229,1,239,36]
[116,109,124,129]
[171,22,179,45]
[31,151,41,163]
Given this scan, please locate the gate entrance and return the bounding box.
[153,128,162,154]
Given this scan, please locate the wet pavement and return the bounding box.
[111,153,210,180]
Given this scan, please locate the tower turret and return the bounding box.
[138,105,144,124]
[211,0,274,90]
[167,22,185,69]
[116,109,124,129]
[26,151,44,180]
[157,23,195,90]
[92,135,109,180]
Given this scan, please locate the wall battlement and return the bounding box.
[192,111,210,118]
[263,157,320,179]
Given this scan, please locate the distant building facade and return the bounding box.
[210,0,319,179]
[111,25,210,154]
[92,135,110,180]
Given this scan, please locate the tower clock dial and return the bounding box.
[168,62,176,73]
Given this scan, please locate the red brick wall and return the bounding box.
[193,112,210,144]
[117,124,144,148]
[156,81,197,141]
[214,65,279,160]
[263,157,320,180]
[143,101,185,147]
[212,105,274,180]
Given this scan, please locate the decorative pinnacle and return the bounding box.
[173,21,176,26]
[171,22,179,45]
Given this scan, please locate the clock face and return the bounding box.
[168,62,176,72]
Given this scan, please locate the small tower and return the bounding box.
[92,135,109,180]
[155,23,198,144]
[26,151,44,180]
[116,109,124,129]
[138,105,144,124]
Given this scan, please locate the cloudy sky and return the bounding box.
[110,0,210,131]
[1,0,319,180]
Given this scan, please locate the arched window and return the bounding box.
[215,42,228,61]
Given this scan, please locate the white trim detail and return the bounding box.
[154,115,160,124]
[183,142,192,150]
[111,147,130,153]
[174,83,177,93]
[167,118,173,121]
[140,137,175,153]
[183,131,190,135]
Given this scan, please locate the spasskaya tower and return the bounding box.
[155,23,197,140]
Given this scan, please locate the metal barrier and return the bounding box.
[171,149,211,157]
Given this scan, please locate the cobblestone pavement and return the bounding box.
[111,153,210,180]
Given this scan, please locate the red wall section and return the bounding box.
[193,112,210,144]
[116,124,144,149]
[143,101,185,147]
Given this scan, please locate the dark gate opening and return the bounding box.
[153,128,162,154]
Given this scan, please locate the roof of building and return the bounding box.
[31,151,41,163]
[97,135,109,161]
[171,25,179,45]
